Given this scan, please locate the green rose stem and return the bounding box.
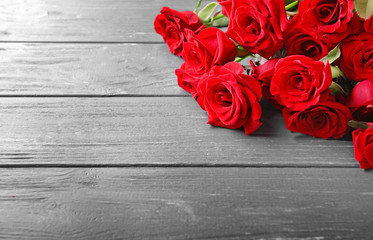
[206,13,229,27]
[236,45,250,57]
[212,13,225,21]
[193,0,202,14]
[285,1,298,10]
[348,120,371,130]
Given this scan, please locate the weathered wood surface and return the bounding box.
[1,0,371,239]
[1,168,373,240]
[0,43,184,96]
[0,0,199,42]
[0,97,356,167]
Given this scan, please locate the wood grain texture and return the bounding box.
[0,43,185,96]
[0,97,356,166]
[0,0,200,42]
[1,167,373,239]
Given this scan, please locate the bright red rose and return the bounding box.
[154,7,204,56]
[352,123,373,169]
[175,28,236,97]
[339,33,373,81]
[226,0,288,59]
[346,80,373,122]
[283,100,351,139]
[284,19,330,60]
[285,1,361,59]
[270,55,332,111]
[196,62,262,135]
[297,0,354,35]
[217,0,233,18]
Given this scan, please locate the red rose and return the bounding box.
[154,7,204,56]
[175,28,236,97]
[297,0,354,35]
[283,100,351,139]
[352,123,373,169]
[346,80,373,122]
[196,62,262,135]
[250,58,283,110]
[226,0,288,59]
[339,33,373,81]
[270,55,332,111]
[285,1,361,59]
[217,0,233,18]
[284,19,330,60]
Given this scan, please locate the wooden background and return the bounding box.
[0,0,372,239]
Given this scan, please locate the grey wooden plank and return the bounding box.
[1,167,372,239]
[0,97,357,166]
[0,0,199,42]
[0,43,184,96]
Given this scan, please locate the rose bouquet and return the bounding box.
[154,0,373,169]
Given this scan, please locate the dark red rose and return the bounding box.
[175,28,236,97]
[270,55,332,111]
[283,100,351,139]
[284,19,330,60]
[346,80,373,122]
[154,7,204,56]
[339,32,373,81]
[348,13,365,36]
[352,123,373,169]
[196,62,262,135]
[217,0,233,18]
[226,0,288,59]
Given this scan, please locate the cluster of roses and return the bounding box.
[154,0,373,169]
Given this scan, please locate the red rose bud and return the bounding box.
[154,7,204,56]
[352,123,373,169]
[283,101,352,139]
[196,62,262,135]
[339,32,373,81]
[346,80,373,122]
[270,55,332,111]
[250,58,283,110]
[175,28,236,97]
[226,0,288,59]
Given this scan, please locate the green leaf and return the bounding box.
[329,81,348,96]
[348,120,371,129]
[330,66,345,79]
[320,45,341,64]
[198,2,219,22]
[211,14,229,27]
[355,0,373,19]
